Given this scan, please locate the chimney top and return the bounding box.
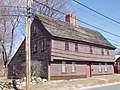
[65,14,78,26]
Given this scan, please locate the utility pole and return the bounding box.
[26,0,31,90]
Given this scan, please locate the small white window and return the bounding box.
[62,61,66,73]
[118,62,120,66]
[13,65,15,75]
[99,63,102,72]
[33,24,37,35]
[41,39,46,51]
[114,62,117,66]
[105,63,108,72]
[71,62,76,72]
[33,42,37,52]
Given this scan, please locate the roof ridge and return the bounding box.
[37,15,115,49]
[38,15,99,33]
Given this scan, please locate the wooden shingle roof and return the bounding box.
[37,15,115,49]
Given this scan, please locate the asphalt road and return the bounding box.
[82,83,120,90]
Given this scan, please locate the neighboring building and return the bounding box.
[8,14,115,80]
[114,55,120,73]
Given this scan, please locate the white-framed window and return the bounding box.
[41,39,46,51]
[99,63,102,72]
[71,62,76,72]
[33,42,37,53]
[33,24,37,35]
[105,63,108,72]
[13,65,15,75]
[62,61,66,73]
[114,62,119,66]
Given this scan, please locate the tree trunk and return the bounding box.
[4,66,8,78]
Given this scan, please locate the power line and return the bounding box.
[73,0,120,25]
[0,10,27,13]
[107,38,120,44]
[112,43,120,47]
[2,1,117,48]
[79,20,120,38]
[0,14,27,17]
[0,6,27,13]
[0,5,27,16]
[0,5,27,9]
[66,1,120,28]
[1,1,118,40]
[33,0,120,38]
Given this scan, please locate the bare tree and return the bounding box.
[0,0,71,76]
[0,7,16,66]
[0,0,26,76]
[33,0,71,19]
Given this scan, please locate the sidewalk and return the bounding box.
[79,82,120,90]
[30,74,120,90]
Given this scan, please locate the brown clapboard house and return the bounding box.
[8,14,115,80]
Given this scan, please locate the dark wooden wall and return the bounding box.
[8,20,51,79]
[48,39,115,80]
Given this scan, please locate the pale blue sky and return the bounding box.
[70,0,120,48]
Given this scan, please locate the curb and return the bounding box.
[80,82,120,90]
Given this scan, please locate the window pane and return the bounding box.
[106,49,109,55]
[33,42,37,52]
[33,24,37,35]
[75,43,78,51]
[101,48,104,55]
[99,63,102,72]
[89,46,92,54]
[72,62,76,72]
[65,41,69,50]
[41,39,46,51]
[114,62,117,66]
[105,63,108,72]
[62,61,66,73]
[13,65,16,75]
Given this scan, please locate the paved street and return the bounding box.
[81,83,120,90]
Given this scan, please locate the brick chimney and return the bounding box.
[65,14,78,26]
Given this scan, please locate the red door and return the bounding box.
[86,63,91,77]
